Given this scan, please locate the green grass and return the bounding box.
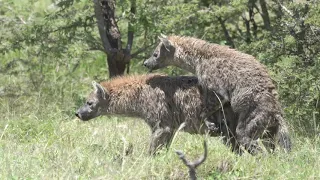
[0,92,319,180]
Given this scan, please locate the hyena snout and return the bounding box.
[143,58,157,70]
[143,61,154,72]
[75,111,81,119]
[75,105,100,121]
[75,109,83,120]
[75,108,92,121]
[143,59,151,68]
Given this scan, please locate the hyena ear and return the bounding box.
[92,81,106,100]
[158,34,171,52]
[160,33,167,39]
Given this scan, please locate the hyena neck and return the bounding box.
[173,47,197,74]
[104,91,143,118]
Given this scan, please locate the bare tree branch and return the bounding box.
[248,0,257,39]
[93,0,112,53]
[124,0,136,74]
[126,0,136,52]
[241,14,251,43]
[175,140,208,180]
[217,16,235,48]
[277,0,293,17]
[131,42,156,59]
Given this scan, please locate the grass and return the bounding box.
[0,90,319,180]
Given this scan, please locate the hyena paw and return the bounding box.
[205,120,219,132]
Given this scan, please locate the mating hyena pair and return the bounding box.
[76,74,237,155]
[143,35,291,154]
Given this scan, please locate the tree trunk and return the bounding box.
[242,15,251,43]
[259,0,271,30]
[106,52,130,77]
[93,0,132,78]
[217,17,235,48]
[248,0,257,39]
[101,0,127,77]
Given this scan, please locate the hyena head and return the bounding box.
[143,34,175,71]
[75,81,108,121]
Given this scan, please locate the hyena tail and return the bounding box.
[276,115,292,153]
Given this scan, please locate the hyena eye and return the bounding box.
[87,101,93,106]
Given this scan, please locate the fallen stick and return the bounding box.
[175,140,208,180]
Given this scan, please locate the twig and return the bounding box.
[212,91,231,138]
[277,0,293,17]
[175,140,208,180]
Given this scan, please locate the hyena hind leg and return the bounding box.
[236,114,271,155]
[222,133,239,153]
[148,127,174,155]
[261,126,278,153]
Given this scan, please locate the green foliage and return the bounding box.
[271,57,320,135]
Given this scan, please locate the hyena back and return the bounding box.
[143,35,291,154]
[76,74,237,155]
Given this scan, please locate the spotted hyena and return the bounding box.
[76,74,237,155]
[143,35,291,154]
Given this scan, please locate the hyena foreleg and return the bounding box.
[148,127,174,155]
